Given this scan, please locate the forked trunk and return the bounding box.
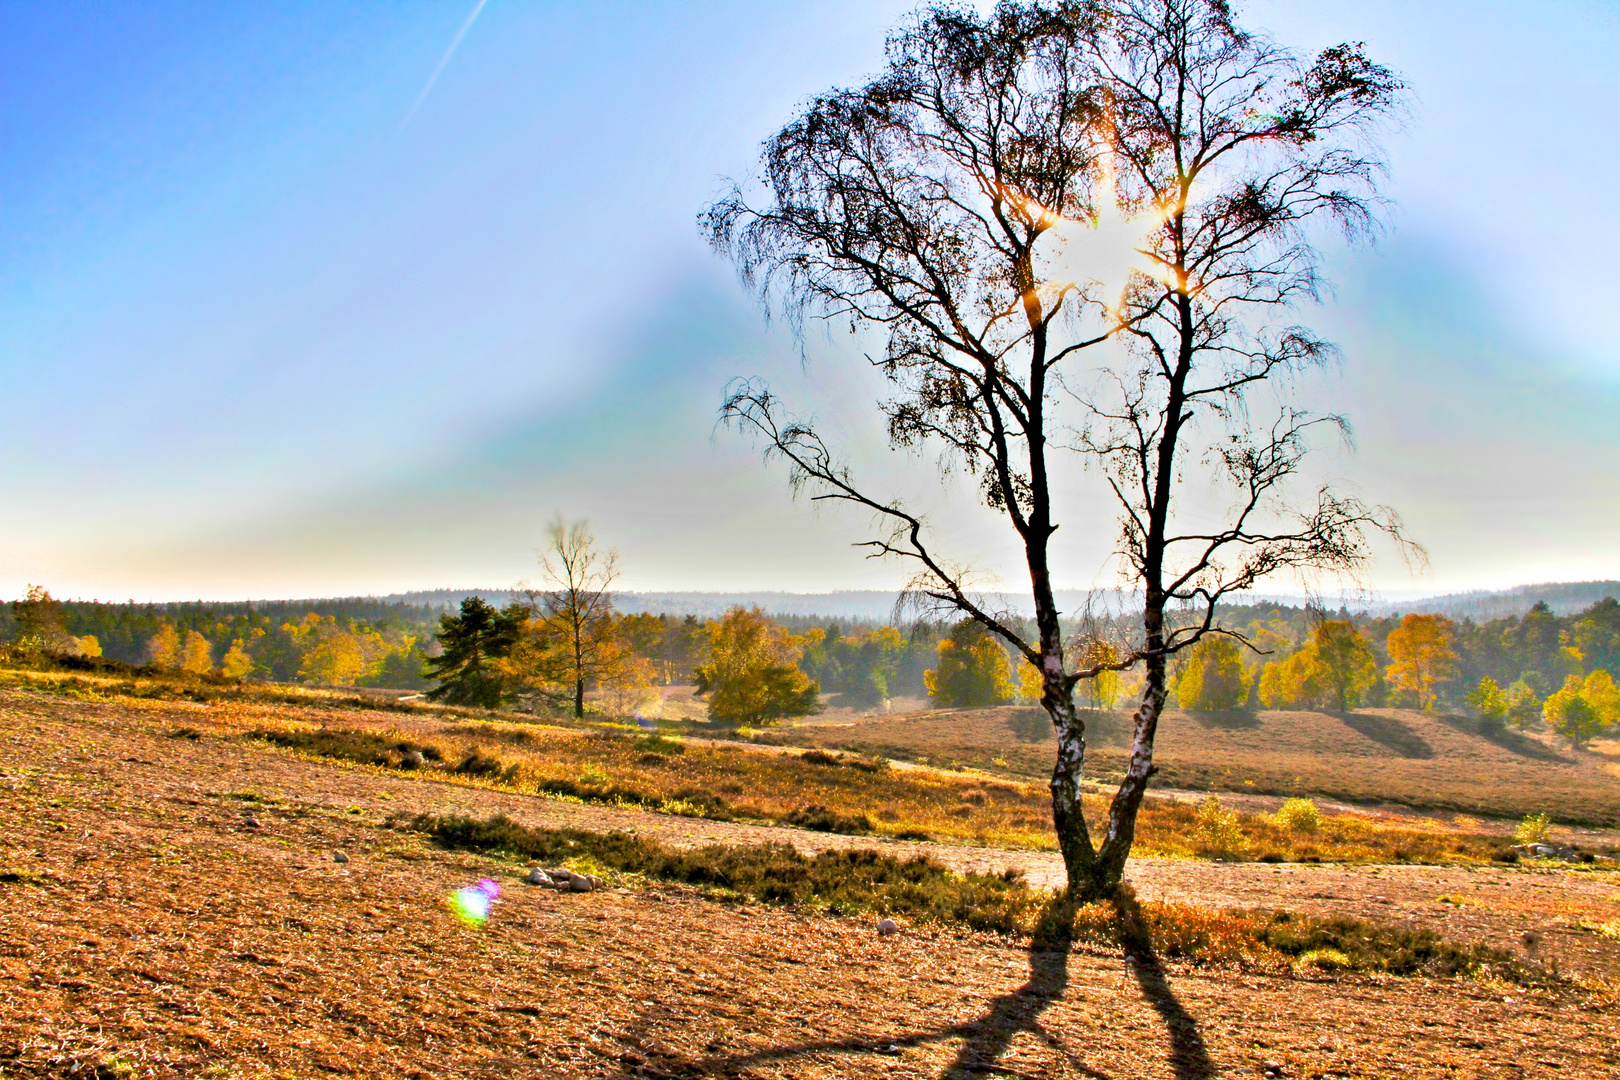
[1045,647,1169,902]
[1045,682,1101,895]
[1091,650,1168,893]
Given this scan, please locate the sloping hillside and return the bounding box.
[780,706,1620,826]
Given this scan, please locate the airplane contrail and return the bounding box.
[397,0,490,134]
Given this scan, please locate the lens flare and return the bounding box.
[449,877,501,926]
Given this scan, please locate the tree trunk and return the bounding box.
[1045,680,1100,895]
[574,678,584,718]
[1087,644,1167,897]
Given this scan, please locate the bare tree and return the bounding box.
[523,516,622,718]
[703,0,1410,900]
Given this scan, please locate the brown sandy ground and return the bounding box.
[2,691,1618,1078]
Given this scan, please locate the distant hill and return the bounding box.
[380,588,1134,621]
[1362,581,1620,620]
[380,582,1618,622]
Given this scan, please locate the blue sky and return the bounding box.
[0,1,1615,601]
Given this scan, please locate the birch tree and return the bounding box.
[703,0,1410,899]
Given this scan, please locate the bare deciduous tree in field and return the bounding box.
[519,516,631,718]
[703,0,1411,900]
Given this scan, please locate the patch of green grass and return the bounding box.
[248,727,441,769]
[412,812,1036,933]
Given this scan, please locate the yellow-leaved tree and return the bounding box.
[146,624,181,669]
[1173,635,1250,711]
[299,631,384,686]
[1384,614,1459,710]
[1258,619,1378,712]
[179,631,214,675]
[504,517,652,717]
[220,639,255,679]
[694,606,819,724]
[924,619,1015,708]
[1076,639,1122,710]
[1544,670,1618,747]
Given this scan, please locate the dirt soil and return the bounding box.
[3,691,1618,1078]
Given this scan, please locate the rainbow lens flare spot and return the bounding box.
[449,878,502,926]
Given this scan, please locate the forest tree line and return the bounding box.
[5,584,1617,741]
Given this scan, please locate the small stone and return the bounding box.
[569,875,593,893]
[877,918,898,936]
[242,817,260,829]
[332,851,349,864]
[526,868,548,886]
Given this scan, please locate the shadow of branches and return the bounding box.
[606,891,1225,1080]
[606,940,1107,1079]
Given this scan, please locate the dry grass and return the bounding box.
[213,697,1527,866]
[772,704,1620,827]
[4,686,1620,1079]
[0,666,1602,866]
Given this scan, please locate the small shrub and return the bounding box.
[1255,909,1521,978]
[1514,813,1552,846]
[1274,798,1320,834]
[634,734,685,756]
[250,727,437,770]
[782,804,875,835]
[1195,795,1247,860]
[1296,947,1351,972]
[454,751,504,778]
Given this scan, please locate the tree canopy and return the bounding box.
[694,606,821,724]
[424,597,526,708]
[705,0,1407,898]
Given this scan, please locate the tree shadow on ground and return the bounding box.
[1007,708,1056,743]
[610,921,1217,1079]
[1183,708,1262,732]
[1340,712,1434,759]
[1433,713,1569,763]
[606,942,1100,1078]
[1114,889,1217,1080]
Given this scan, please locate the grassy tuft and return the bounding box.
[411,813,1037,932]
